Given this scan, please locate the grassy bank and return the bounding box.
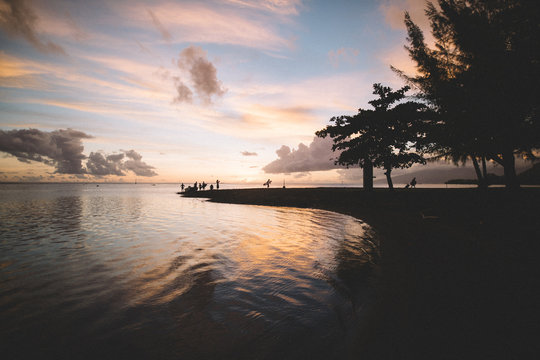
[182,188,539,359]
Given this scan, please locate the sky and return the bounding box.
[0,0,517,184]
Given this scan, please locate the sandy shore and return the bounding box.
[182,187,539,359]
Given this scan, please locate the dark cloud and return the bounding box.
[123,159,157,177]
[174,45,226,104]
[123,149,157,176]
[263,136,343,174]
[172,76,193,103]
[0,128,91,174]
[147,9,171,41]
[86,152,125,176]
[86,150,157,177]
[0,128,158,177]
[124,149,142,161]
[241,151,258,156]
[0,0,66,54]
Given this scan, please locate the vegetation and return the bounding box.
[319,0,539,190]
[316,84,432,190]
[446,162,540,185]
[395,0,539,189]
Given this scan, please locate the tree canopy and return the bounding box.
[316,83,432,190]
[394,0,540,189]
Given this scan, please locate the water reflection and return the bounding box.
[0,184,378,359]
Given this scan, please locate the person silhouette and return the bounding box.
[181,183,185,191]
[202,181,207,190]
[216,179,220,190]
[410,177,417,188]
[263,179,272,188]
[210,184,214,190]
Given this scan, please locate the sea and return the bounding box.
[0,183,379,359]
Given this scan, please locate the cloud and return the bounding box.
[86,152,125,176]
[175,45,226,104]
[328,47,360,68]
[241,151,258,156]
[377,0,437,78]
[0,128,91,174]
[86,149,157,177]
[224,0,303,15]
[172,77,193,103]
[0,128,157,177]
[0,0,66,54]
[379,0,431,30]
[124,149,142,161]
[123,149,157,176]
[379,45,418,77]
[240,105,315,126]
[147,8,171,41]
[117,2,294,52]
[293,172,310,179]
[263,136,343,173]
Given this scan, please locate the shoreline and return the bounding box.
[182,187,539,359]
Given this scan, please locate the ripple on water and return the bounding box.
[0,184,379,359]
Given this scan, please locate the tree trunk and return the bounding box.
[471,156,486,189]
[481,156,488,186]
[502,150,519,190]
[363,160,373,191]
[384,168,394,191]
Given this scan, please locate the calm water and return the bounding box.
[0,184,378,359]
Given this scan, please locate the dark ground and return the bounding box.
[183,187,539,359]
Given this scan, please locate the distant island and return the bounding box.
[446,162,540,185]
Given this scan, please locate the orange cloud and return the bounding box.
[0,51,45,77]
[116,2,294,52]
[378,45,418,77]
[379,0,431,30]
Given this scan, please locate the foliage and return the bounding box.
[316,83,433,189]
[394,0,540,188]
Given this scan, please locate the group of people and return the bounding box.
[181,179,220,192]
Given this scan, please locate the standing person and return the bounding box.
[181,183,185,191]
[410,177,417,188]
[194,181,198,191]
[216,179,220,190]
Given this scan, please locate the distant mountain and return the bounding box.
[517,162,540,184]
[374,160,537,185]
[381,166,484,185]
[444,162,540,185]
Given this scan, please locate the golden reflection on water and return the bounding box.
[0,184,378,359]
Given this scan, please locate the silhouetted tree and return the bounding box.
[316,84,432,190]
[395,0,540,189]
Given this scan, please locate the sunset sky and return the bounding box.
[0,0,493,184]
